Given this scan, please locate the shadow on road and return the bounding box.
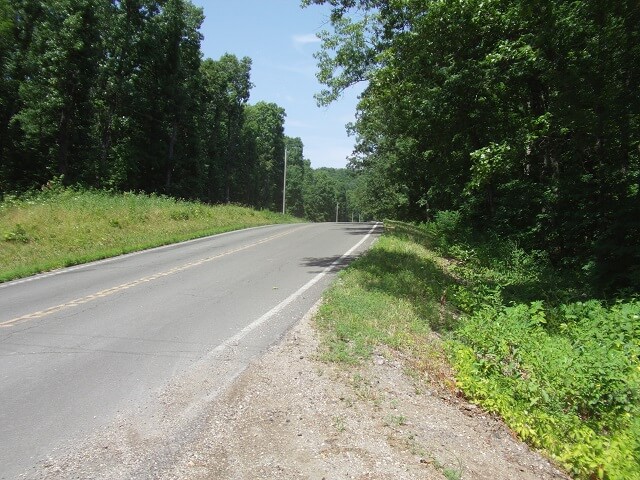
[301,255,360,274]
[341,224,383,236]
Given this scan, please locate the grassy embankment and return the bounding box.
[0,187,299,282]
[315,217,639,480]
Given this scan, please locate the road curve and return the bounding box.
[0,222,381,478]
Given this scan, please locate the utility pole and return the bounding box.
[282,147,287,215]
[335,202,339,222]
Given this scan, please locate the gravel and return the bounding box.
[27,302,570,480]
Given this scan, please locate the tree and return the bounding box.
[306,0,640,290]
[4,0,104,187]
[284,136,308,217]
[242,101,286,209]
[154,0,205,198]
[0,0,309,219]
[91,0,205,197]
[92,0,165,190]
[200,54,252,203]
[303,169,337,222]
[0,0,15,191]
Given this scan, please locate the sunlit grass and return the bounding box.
[0,188,300,282]
[315,232,456,386]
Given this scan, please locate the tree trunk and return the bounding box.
[166,121,177,190]
[57,109,70,181]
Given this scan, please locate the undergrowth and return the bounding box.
[316,215,639,480]
[0,185,298,282]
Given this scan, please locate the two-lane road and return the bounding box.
[0,222,381,478]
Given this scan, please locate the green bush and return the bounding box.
[4,224,29,243]
[424,210,468,252]
[315,220,639,479]
[451,299,640,479]
[390,219,640,478]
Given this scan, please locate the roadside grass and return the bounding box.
[315,228,458,386]
[0,187,299,282]
[315,219,640,480]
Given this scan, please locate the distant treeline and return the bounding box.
[0,0,358,220]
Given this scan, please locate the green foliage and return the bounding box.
[0,0,12,115]
[317,219,640,478]
[425,214,640,479]
[307,0,640,291]
[350,157,409,221]
[301,167,362,222]
[242,102,286,209]
[200,53,252,203]
[451,300,640,479]
[0,187,298,282]
[303,169,337,222]
[4,224,29,243]
[0,1,326,217]
[0,0,9,40]
[0,1,369,220]
[283,137,308,218]
[423,211,470,252]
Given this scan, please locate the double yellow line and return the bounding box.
[1,226,307,328]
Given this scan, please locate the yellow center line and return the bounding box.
[1,225,308,329]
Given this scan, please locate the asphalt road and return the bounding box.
[0,222,381,478]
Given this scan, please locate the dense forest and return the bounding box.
[306,0,639,293]
[0,0,360,221]
[2,2,638,475]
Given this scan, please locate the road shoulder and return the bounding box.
[167,302,569,480]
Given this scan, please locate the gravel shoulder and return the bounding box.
[166,303,569,480]
[32,302,570,480]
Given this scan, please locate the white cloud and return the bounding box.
[292,33,321,47]
[294,34,319,44]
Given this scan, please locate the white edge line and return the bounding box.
[210,222,381,355]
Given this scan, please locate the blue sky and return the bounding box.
[189,0,363,169]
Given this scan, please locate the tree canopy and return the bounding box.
[305,0,640,291]
[0,1,291,214]
[0,0,366,223]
